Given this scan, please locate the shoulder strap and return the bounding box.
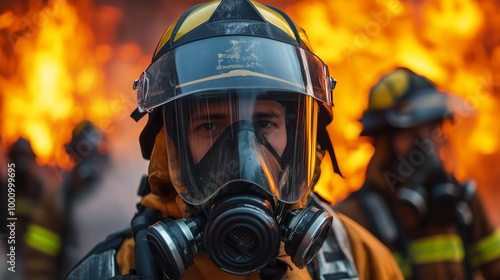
[307,192,359,280]
[356,184,399,245]
[356,184,415,279]
[65,175,157,280]
[64,227,132,280]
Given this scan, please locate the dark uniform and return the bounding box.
[7,138,46,242]
[2,138,47,280]
[335,67,500,280]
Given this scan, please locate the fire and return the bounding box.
[0,0,134,167]
[1,0,499,225]
[285,0,500,211]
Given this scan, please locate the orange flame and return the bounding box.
[285,0,500,213]
[1,0,499,226]
[0,0,138,167]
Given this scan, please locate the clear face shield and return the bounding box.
[164,91,318,205]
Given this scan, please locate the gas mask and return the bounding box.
[144,92,332,279]
[147,186,332,279]
[387,132,473,228]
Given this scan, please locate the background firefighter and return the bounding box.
[335,67,500,280]
[23,120,111,280]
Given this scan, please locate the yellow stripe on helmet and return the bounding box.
[154,1,221,58]
[369,68,410,110]
[174,1,222,42]
[154,0,299,58]
[154,18,178,58]
[251,1,297,41]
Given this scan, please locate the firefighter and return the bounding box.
[23,120,110,280]
[335,67,500,279]
[65,1,403,279]
[1,138,48,280]
[7,138,46,237]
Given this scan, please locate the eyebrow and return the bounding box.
[253,112,283,119]
[190,109,284,123]
[190,113,229,123]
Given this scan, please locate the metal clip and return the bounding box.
[329,77,337,91]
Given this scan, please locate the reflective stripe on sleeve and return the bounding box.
[470,229,500,267]
[409,234,464,264]
[25,224,62,257]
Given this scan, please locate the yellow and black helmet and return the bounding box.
[151,0,314,63]
[360,67,456,136]
[134,0,337,161]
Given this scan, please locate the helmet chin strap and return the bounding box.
[131,107,147,122]
[259,259,289,280]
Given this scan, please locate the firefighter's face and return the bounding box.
[392,122,444,157]
[188,100,287,164]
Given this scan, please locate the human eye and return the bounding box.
[194,122,221,138]
[257,120,273,129]
[201,122,215,132]
[193,119,228,139]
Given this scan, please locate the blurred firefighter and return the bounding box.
[335,67,500,280]
[7,138,46,237]
[23,120,111,280]
[0,138,48,280]
[65,1,403,279]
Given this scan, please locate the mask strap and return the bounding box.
[317,126,343,177]
[131,108,147,122]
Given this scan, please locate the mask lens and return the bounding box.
[163,92,318,205]
[188,98,287,164]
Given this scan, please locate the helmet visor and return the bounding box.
[134,36,333,113]
[163,91,318,205]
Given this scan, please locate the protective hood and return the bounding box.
[144,127,190,219]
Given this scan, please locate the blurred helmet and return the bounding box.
[8,137,37,176]
[8,137,36,162]
[65,120,107,160]
[133,0,337,205]
[360,67,456,136]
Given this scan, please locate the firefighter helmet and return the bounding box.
[135,0,336,160]
[360,67,455,136]
[65,120,107,160]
